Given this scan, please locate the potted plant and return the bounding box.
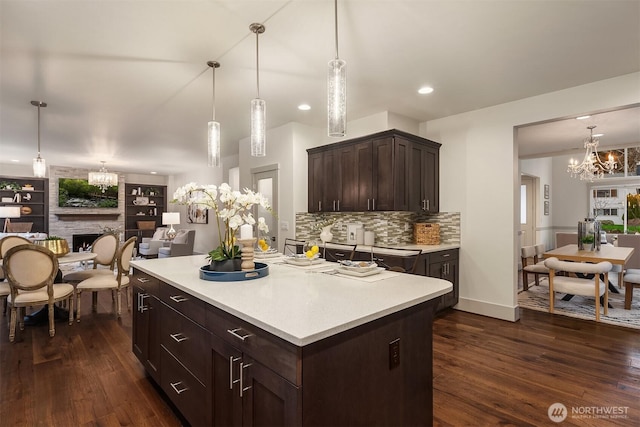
[172,182,273,271]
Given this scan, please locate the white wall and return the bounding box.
[422,72,640,321]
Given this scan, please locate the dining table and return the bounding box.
[543,244,634,301]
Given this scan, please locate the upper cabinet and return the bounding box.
[308,130,440,213]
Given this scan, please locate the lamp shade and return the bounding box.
[0,206,21,218]
[162,212,180,225]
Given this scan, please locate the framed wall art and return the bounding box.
[544,200,550,215]
[544,184,550,199]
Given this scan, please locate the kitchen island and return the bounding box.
[130,254,452,426]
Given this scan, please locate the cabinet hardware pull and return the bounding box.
[335,252,345,257]
[227,328,253,342]
[337,200,340,211]
[373,199,376,210]
[239,362,253,397]
[136,277,150,283]
[170,333,188,343]
[170,381,189,395]
[333,200,336,211]
[318,201,321,211]
[427,199,430,211]
[169,295,188,303]
[442,254,450,258]
[367,199,370,210]
[139,294,149,313]
[229,356,241,390]
[422,199,426,210]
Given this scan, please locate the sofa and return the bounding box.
[138,227,169,258]
[158,229,195,258]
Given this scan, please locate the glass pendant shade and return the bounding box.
[208,120,221,167]
[251,98,266,157]
[33,156,46,177]
[328,58,346,137]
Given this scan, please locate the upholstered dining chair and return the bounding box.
[3,244,75,341]
[63,233,119,283]
[543,257,612,321]
[371,246,423,274]
[75,236,136,321]
[521,244,549,290]
[283,238,306,256]
[0,235,31,315]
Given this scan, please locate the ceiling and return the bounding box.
[1,0,639,176]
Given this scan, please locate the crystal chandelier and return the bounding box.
[328,0,346,137]
[250,23,266,157]
[567,125,617,182]
[31,100,47,177]
[207,60,221,167]
[88,161,118,192]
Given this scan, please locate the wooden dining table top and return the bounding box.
[544,244,634,266]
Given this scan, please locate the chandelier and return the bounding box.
[567,125,617,182]
[88,161,118,192]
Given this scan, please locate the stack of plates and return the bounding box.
[255,248,281,259]
[283,255,325,266]
[338,261,382,277]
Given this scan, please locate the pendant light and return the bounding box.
[31,100,47,177]
[328,0,346,137]
[250,23,266,157]
[207,60,221,167]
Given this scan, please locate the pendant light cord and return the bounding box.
[37,104,41,155]
[334,0,339,60]
[255,30,260,98]
[212,66,216,121]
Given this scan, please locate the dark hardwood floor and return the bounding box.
[1,291,638,426]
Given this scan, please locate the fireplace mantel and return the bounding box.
[56,213,121,221]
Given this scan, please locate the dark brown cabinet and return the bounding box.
[124,183,167,247]
[308,129,439,212]
[0,176,49,234]
[428,249,459,311]
[132,271,161,384]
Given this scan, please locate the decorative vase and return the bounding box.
[210,258,242,272]
[320,226,333,243]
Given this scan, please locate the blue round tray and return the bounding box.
[199,262,269,282]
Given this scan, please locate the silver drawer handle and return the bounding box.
[229,356,241,390]
[170,295,188,303]
[137,277,150,283]
[240,362,253,397]
[442,254,450,257]
[170,333,188,343]
[335,252,345,257]
[170,381,189,395]
[227,328,253,342]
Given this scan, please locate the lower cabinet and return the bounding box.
[132,269,437,426]
[427,249,459,312]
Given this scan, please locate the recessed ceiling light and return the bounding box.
[150,171,157,175]
[593,133,604,137]
[10,159,19,162]
[418,86,434,95]
[298,104,311,111]
[576,115,591,120]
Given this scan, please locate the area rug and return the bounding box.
[518,277,640,330]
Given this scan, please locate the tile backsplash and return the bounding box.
[295,211,460,246]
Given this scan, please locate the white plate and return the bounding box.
[255,251,282,259]
[338,261,378,272]
[283,256,325,266]
[337,266,384,277]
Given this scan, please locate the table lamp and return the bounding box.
[0,206,21,233]
[162,212,180,240]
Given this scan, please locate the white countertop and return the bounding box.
[130,255,452,346]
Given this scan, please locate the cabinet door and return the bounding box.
[132,286,148,362]
[429,255,459,311]
[423,145,439,212]
[336,144,357,211]
[371,137,394,211]
[308,152,324,212]
[354,141,373,211]
[132,286,161,383]
[241,356,301,427]
[323,149,341,211]
[210,333,243,426]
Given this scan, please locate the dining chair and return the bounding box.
[543,256,612,321]
[520,244,549,290]
[371,246,423,274]
[0,235,31,315]
[322,243,357,262]
[75,236,136,321]
[283,238,306,256]
[63,233,119,283]
[4,244,75,341]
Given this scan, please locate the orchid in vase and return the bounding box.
[172,183,272,264]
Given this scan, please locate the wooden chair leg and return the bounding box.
[522,270,529,291]
[116,289,121,318]
[594,277,601,322]
[68,295,74,325]
[534,273,540,287]
[48,303,55,337]
[9,307,16,342]
[625,282,634,310]
[76,290,82,322]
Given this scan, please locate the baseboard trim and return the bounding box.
[453,297,520,322]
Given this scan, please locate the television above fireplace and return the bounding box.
[58,178,118,208]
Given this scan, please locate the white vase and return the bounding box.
[320,226,333,243]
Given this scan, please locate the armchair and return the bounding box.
[138,227,168,258]
[158,229,195,258]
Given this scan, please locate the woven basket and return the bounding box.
[137,220,156,230]
[414,223,440,245]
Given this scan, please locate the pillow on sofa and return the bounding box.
[152,228,166,240]
[173,230,189,244]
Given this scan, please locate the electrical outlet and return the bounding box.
[389,338,400,369]
[281,220,289,231]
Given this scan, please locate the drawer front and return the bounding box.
[429,249,458,264]
[160,283,206,326]
[206,305,300,386]
[162,304,210,384]
[161,348,209,427]
[132,269,159,295]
